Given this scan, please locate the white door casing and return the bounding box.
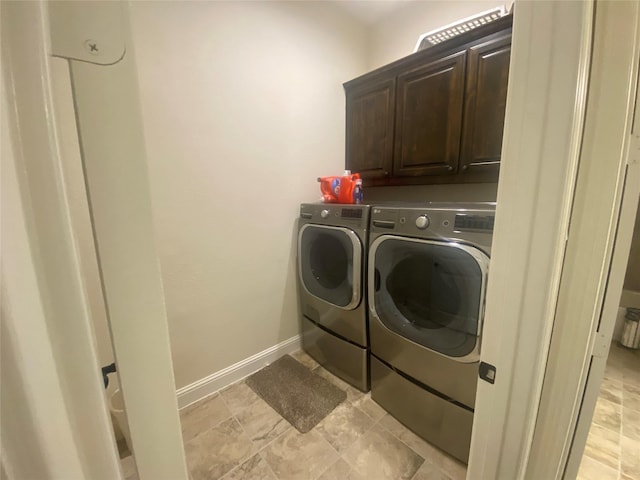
[528,2,640,478]
[1,1,121,478]
[468,1,594,479]
[47,1,189,479]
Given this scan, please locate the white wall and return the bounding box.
[127,1,368,388]
[367,0,510,70]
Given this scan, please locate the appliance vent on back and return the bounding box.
[414,7,508,51]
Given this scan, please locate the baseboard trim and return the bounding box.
[176,335,301,409]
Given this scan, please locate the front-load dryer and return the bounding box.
[368,203,495,463]
[297,203,370,392]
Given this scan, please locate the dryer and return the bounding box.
[297,203,370,392]
[368,203,495,463]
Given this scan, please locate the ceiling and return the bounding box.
[333,0,413,25]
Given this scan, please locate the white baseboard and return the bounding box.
[176,335,301,409]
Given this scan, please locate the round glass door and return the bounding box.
[371,236,488,357]
[298,224,362,309]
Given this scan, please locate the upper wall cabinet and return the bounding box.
[394,51,466,178]
[460,34,511,176]
[345,77,396,179]
[344,15,512,186]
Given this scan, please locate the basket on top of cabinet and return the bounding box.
[344,15,512,186]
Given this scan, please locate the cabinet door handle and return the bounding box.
[462,165,469,171]
[384,171,389,176]
[447,166,454,172]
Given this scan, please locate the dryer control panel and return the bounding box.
[370,203,495,253]
[454,214,495,232]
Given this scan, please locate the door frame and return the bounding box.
[47,1,190,479]
[528,1,640,477]
[1,1,121,478]
[2,1,189,479]
[468,1,595,478]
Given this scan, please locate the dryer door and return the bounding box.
[370,235,489,359]
[298,224,362,310]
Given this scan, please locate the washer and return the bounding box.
[297,203,370,392]
[368,203,495,463]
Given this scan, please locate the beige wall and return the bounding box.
[128,1,368,388]
[366,0,510,70]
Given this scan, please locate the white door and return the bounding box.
[559,6,640,475]
[524,2,640,478]
[564,164,640,480]
[467,2,597,478]
[46,2,190,479]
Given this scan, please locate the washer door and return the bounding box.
[370,235,489,359]
[298,224,362,310]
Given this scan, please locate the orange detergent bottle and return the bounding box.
[318,171,361,203]
[338,170,361,204]
[317,175,341,203]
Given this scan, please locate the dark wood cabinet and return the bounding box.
[460,34,511,175]
[394,51,466,177]
[345,77,395,179]
[344,15,512,186]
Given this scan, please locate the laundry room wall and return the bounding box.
[127,1,368,389]
[367,0,511,70]
[63,1,516,398]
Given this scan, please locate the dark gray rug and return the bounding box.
[245,355,346,433]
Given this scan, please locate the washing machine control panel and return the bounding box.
[299,203,370,228]
[415,215,430,229]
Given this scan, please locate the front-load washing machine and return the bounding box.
[298,203,370,392]
[368,203,495,463]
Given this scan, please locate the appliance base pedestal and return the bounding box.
[371,356,473,463]
[301,316,369,392]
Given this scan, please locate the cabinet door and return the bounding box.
[345,77,395,179]
[394,51,466,177]
[460,35,511,175]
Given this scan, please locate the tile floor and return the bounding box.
[577,342,640,480]
[178,349,467,480]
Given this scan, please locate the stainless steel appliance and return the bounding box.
[368,203,495,463]
[297,203,370,391]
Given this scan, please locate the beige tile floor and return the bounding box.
[178,349,467,480]
[577,343,640,480]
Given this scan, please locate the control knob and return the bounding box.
[415,215,430,229]
[321,209,330,219]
